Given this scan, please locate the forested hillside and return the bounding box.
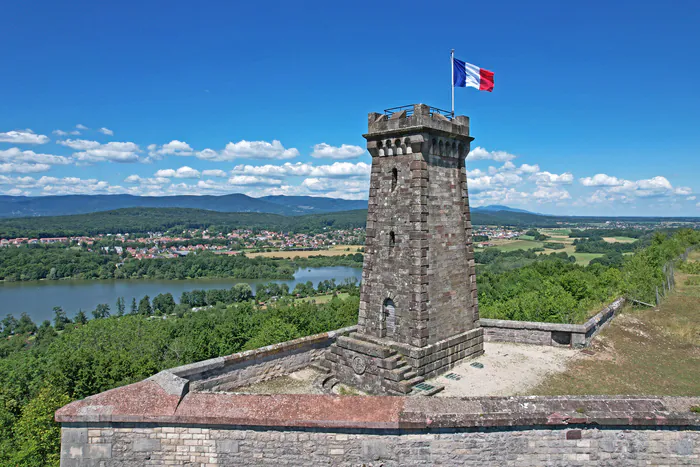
[0,208,368,238]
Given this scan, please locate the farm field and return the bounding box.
[487,234,603,265]
[603,236,637,243]
[246,245,363,259]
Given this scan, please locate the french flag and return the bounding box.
[453,58,494,92]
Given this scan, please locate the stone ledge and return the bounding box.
[481,298,625,347]
[57,380,700,430]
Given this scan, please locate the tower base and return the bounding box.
[325,328,483,395]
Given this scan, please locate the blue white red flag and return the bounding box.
[453,58,494,92]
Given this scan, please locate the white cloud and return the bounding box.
[0,163,52,174]
[53,129,80,136]
[0,129,49,145]
[518,163,540,174]
[309,161,371,178]
[201,169,227,178]
[228,175,282,186]
[76,124,89,130]
[230,161,370,179]
[310,143,365,159]
[98,127,114,136]
[531,186,571,202]
[72,141,141,163]
[58,139,102,150]
[0,148,71,166]
[687,196,697,201]
[467,146,516,162]
[197,140,299,161]
[154,166,201,179]
[299,177,369,199]
[579,173,624,187]
[148,140,194,159]
[530,171,574,186]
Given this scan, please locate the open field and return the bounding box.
[528,250,700,396]
[295,292,350,304]
[487,235,603,265]
[487,239,544,251]
[603,236,637,243]
[246,245,363,259]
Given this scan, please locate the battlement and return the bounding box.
[366,103,471,140]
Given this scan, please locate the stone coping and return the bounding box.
[168,325,357,380]
[56,377,700,430]
[481,298,625,334]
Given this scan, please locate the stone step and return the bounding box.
[403,371,418,380]
[410,384,445,397]
[321,375,339,390]
[309,362,330,374]
[398,376,425,393]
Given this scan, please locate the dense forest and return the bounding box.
[0,208,369,238]
[3,206,697,239]
[0,295,360,465]
[0,247,363,282]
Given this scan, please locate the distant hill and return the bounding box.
[0,207,370,238]
[475,205,538,215]
[0,194,367,218]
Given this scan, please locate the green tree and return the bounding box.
[152,293,176,315]
[74,309,88,325]
[52,307,70,331]
[138,296,152,316]
[1,314,18,337]
[115,297,125,317]
[130,297,138,315]
[92,304,110,320]
[35,320,58,346]
[16,313,37,335]
[10,385,70,467]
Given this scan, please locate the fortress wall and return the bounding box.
[58,391,700,467]
[481,297,625,348]
[168,325,357,392]
[60,424,699,467]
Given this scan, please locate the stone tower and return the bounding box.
[325,104,484,395]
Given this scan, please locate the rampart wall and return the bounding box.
[58,392,700,466]
[481,298,624,347]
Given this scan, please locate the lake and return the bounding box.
[0,266,362,324]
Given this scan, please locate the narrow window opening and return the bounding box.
[391,167,398,191]
[383,298,396,336]
[389,231,395,247]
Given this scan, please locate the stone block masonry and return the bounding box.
[326,104,483,395]
[165,325,356,392]
[481,298,625,348]
[58,389,700,466]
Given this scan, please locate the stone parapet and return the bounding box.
[481,298,625,347]
[166,325,356,392]
[57,389,700,466]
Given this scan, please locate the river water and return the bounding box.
[0,266,362,324]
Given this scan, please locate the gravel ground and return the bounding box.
[429,342,581,397]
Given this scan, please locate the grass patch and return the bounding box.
[603,236,637,243]
[528,266,700,396]
[294,292,349,304]
[247,245,363,259]
[488,239,543,252]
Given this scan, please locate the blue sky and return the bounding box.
[0,0,698,216]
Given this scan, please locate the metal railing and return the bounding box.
[383,104,454,120]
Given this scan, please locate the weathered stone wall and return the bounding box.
[481,298,625,348]
[359,105,478,348]
[61,424,699,466]
[168,326,356,392]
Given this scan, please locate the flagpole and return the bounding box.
[451,49,455,118]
